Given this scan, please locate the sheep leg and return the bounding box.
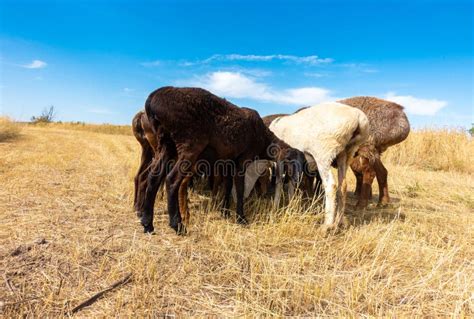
[355,165,376,210]
[178,175,192,228]
[301,174,314,199]
[313,169,323,198]
[140,153,169,233]
[258,169,270,196]
[336,153,349,228]
[353,167,363,197]
[273,161,284,208]
[288,176,296,202]
[165,164,186,234]
[166,156,198,235]
[166,144,205,234]
[135,163,151,213]
[374,158,390,206]
[221,175,233,218]
[234,166,248,225]
[317,162,337,227]
[133,142,154,211]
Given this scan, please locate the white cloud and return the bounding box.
[185,54,333,66]
[385,92,447,116]
[140,60,161,67]
[186,71,334,106]
[22,60,47,69]
[227,67,272,77]
[274,87,333,105]
[123,88,134,93]
[196,71,269,99]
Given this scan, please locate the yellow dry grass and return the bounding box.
[384,128,474,174]
[0,117,21,142]
[0,125,473,317]
[30,121,132,136]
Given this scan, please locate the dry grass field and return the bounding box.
[1,118,473,317]
[0,117,21,143]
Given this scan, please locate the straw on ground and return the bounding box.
[0,123,472,317]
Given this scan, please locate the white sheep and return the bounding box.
[269,101,369,230]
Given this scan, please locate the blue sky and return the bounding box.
[0,0,472,127]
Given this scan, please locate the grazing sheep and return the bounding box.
[132,110,233,229]
[138,87,304,234]
[338,96,410,208]
[269,102,369,230]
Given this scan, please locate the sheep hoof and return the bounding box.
[143,224,154,234]
[377,198,390,207]
[319,224,337,236]
[170,222,187,235]
[176,223,187,235]
[237,216,248,225]
[141,215,154,233]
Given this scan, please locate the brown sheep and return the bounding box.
[259,96,410,210]
[132,110,233,229]
[138,87,304,234]
[338,96,410,208]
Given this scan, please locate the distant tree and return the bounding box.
[31,105,56,123]
[469,123,474,137]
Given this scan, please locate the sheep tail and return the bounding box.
[144,92,162,135]
[131,111,148,147]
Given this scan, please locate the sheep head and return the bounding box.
[268,141,306,206]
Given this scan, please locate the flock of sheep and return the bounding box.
[132,87,410,234]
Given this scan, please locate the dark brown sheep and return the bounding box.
[132,110,233,229]
[338,96,410,208]
[138,87,304,234]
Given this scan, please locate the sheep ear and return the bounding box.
[273,161,284,208]
[304,153,317,171]
[243,160,269,199]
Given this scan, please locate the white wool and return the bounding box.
[269,101,369,226]
[270,102,368,165]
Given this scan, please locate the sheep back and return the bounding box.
[269,102,369,165]
[145,87,272,159]
[339,96,410,153]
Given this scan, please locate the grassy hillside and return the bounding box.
[0,124,472,317]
